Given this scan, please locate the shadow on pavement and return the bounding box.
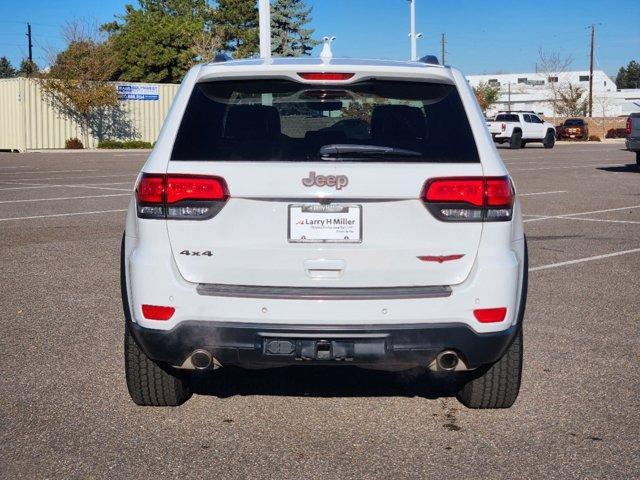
[597,163,639,173]
[190,365,463,399]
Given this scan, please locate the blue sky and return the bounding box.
[1,0,638,78]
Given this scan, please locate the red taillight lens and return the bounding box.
[626,117,632,136]
[298,72,355,81]
[136,174,164,204]
[135,173,228,220]
[165,175,228,203]
[501,123,506,132]
[141,304,175,321]
[474,307,507,323]
[422,177,513,222]
[424,178,485,206]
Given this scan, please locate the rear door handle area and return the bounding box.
[304,259,346,279]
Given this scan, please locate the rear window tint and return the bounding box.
[171,80,479,163]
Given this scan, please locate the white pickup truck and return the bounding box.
[487,112,556,149]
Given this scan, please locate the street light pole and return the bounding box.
[409,0,417,61]
[588,24,595,117]
[258,0,271,59]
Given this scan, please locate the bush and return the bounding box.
[588,135,601,142]
[605,128,628,139]
[97,139,153,149]
[65,138,84,149]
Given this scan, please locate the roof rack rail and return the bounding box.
[418,55,439,65]
[498,110,536,114]
[211,53,231,63]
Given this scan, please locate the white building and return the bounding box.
[466,70,640,117]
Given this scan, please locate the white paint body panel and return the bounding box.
[123,57,525,335]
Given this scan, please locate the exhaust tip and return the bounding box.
[190,349,212,370]
[436,350,459,371]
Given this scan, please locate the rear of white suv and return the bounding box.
[121,58,527,409]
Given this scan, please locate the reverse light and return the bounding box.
[474,307,507,323]
[135,173,228,220]
[141,304,175,321]
[422,177,514,222]
[626,117,632,136]
[298,72,355,81]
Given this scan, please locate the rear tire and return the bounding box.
[520,140,526,148]
[543,130,555,149]
[509,131,522,149]
[636,151,639,167]
[121,234,192,407]
[456,329,523,409]
[125,326,192,407]
[456,238,527,409]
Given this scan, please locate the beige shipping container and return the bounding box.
[0,78,179,151]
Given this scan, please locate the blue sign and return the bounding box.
[117,84,159,101]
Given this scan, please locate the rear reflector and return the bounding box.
[422,176,514,222]
[298,72,355,81]
[135,173,228,220]
[141,304,175,321]
[474,307,507,323]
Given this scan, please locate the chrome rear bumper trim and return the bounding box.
[196,283,452,300]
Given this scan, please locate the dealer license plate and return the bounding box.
[288,204,362,243]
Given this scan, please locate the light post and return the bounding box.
[408,0,423,61]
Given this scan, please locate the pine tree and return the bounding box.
[0,56,17,78]
[18,59,39,77]
[270,0,319,56]
[214,0,259,59]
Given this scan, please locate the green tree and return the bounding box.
[18,59,39,77]
[102,0,216,83]
[40,26,119,147]
[213,0,258,59]
[0,56,17,78]
[615,60,640,89]
[473,81,501,113]
[270,0,319,56]
[555,84,588,117]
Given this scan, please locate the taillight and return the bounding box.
[298,72,355,81]
[135,173,228,220]
[626,117,632,136]
[141,304,175,321]
[501,123,506,132]
[422,176,514,222]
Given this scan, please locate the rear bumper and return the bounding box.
[626,137,640,151]
[129,320,520,370]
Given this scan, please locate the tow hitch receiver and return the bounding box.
[263,338,386,361]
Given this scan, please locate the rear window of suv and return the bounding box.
[171,80,479,163]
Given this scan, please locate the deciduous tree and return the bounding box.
[473,81,501,113]
[555,84,588,117]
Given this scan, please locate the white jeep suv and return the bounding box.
[121,56,527,409]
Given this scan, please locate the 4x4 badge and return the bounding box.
[302,171,348,190]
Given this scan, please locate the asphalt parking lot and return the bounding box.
[0,143,638,479]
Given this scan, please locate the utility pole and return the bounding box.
[588,24,595,117]
[258,0,271,59]
[26,22,33,66]
[440,33,446,65]
[407,0,422,61]
[508,82,511,111]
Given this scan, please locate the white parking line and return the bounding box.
[510,163,624,172]
[3,173,137,182]
[529,248,640,272]
[0,169,98,175]
[519,190,567,197]
[0,209,127,222]
[0,194,130,204]
[0,166,29,169]
[524,205,640,223]
[0,181,132,192]
[556,216,640,225]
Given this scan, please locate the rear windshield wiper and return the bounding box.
[319,144,422,160]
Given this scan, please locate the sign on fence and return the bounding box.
[117,84,160,101]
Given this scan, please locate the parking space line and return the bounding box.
[519,191,567,196]
[555,216,640,225]
[529,248,640,272]
[0,169,98,175]
[0,193,130,204]
[1,173,137,182]
[524,205,640,223]
[0,209,127,222]
[0,183,131,192]
[510,163,624,172]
